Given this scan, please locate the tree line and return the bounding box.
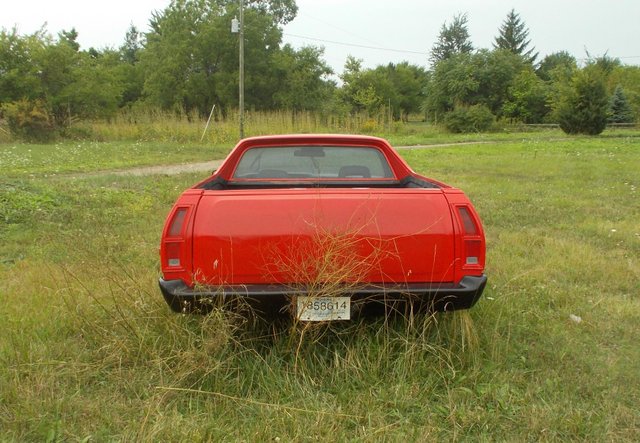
[0,0,638,140]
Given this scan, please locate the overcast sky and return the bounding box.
[2,0,639,75]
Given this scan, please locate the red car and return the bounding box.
[159,134,486,320]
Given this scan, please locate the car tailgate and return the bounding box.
[191,188,455,285]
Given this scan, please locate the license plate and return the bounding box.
[296,296,351,321]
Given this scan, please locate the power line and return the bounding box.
[283,32,428,56]
[296,12,383,47]
[576,55,640,61]
[284,33,640,62]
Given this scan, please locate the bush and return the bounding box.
[1,99,56,141]
[554,65,608,135]
[444,105,494,133]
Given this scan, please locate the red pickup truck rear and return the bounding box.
[159,135,486,317]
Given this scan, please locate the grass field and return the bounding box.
[1,131,639,441]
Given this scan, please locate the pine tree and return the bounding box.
[494,9,537,64]
[608,84,635,123]
[430,13,473,66]
[120,24,143,65]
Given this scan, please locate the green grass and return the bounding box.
[1,134,639,441]
[0,141,230,178]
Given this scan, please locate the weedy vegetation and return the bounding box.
[1,130,639,441]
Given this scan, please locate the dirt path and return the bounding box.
[394,141,491,150]
[112,160,223,176]
[87,141,491,178]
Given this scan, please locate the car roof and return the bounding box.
[237,134,388,146]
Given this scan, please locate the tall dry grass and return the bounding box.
[69,108,398,143]
[249,224,480,369]
[41,252,474,438]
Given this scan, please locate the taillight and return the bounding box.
[457,205,483,268]
[168,208,187,237]
[164,207,190,269]
[464,240,482,265]
[160,192,201,286]
[458,206,477,235]
[166,243,182,267]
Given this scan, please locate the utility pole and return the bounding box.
[231,1,245,139]
[239,0,245,139]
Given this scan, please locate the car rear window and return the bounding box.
[232,146,394,179]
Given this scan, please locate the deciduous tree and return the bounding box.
[272,45,334,112]
[0,27,124,137]
[423,52,477,117]
[141,0,288,115]
[423,49,527,119]
[503,69,549,123]
[0,28,45,104]
[536,51,576,82]
[339,58,426,119]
